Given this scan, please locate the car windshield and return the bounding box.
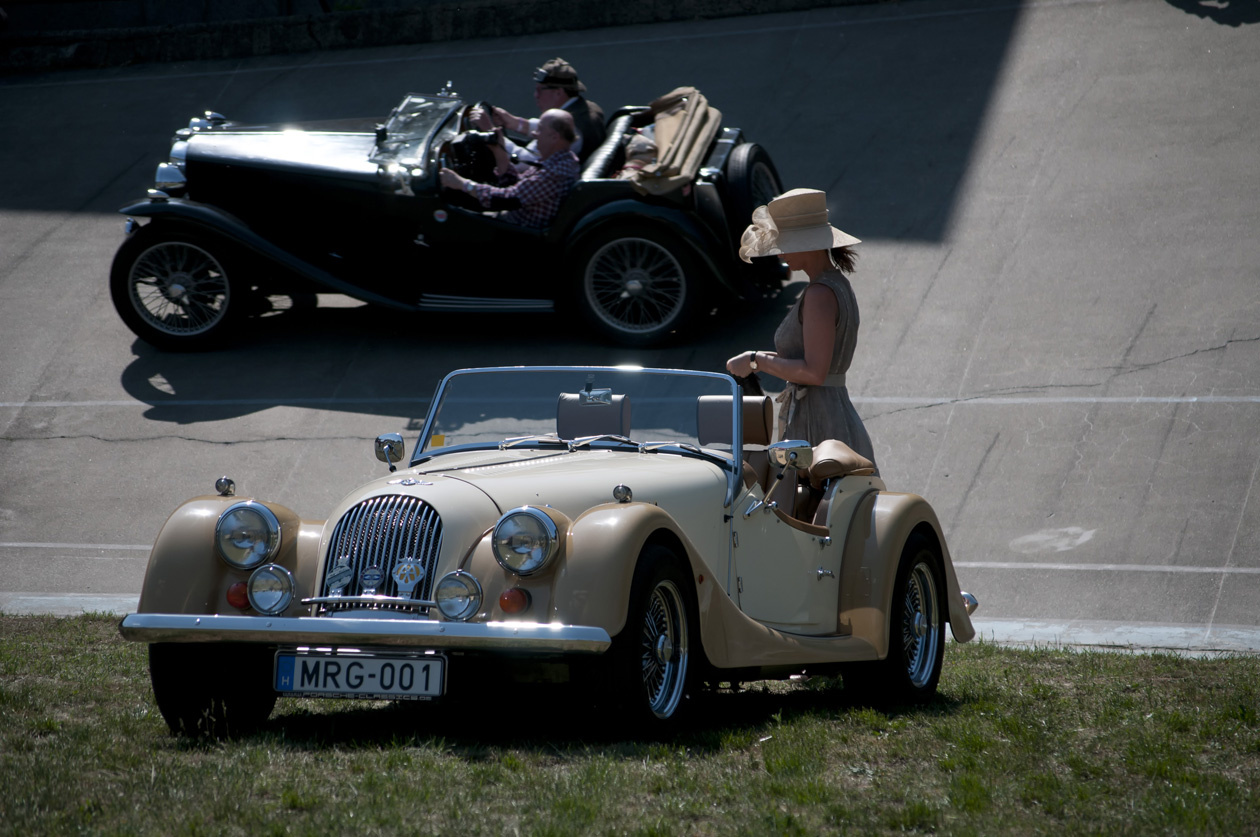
[415,367,744,464]
[368,93,463,170]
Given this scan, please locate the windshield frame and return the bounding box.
[411,366,745,507]
[367,92,464,171]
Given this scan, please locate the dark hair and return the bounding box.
[830,246,858,274]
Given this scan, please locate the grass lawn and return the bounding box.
[2,614,1258,835]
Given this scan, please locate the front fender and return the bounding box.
[549,502,719,639]
[840,492,976,657]
[136,495,325,618]
[118,197,413,311]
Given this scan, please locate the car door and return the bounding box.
[729,479,844,635]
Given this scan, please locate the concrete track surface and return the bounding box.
[2,0,1258,654]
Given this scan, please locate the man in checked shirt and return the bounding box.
[438,109,580,229]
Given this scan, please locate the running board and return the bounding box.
[417,294,554,313]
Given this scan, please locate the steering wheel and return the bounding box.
[461,100,498,131]
[445,101,503,185]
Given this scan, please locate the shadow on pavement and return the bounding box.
[1163,0,1260,25]
[117,285,802,424]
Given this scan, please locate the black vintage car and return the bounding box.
[110,87,785,349]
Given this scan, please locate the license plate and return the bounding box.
[275,652,445,700]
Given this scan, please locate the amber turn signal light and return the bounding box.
[226,582,250,610]
[498,587,531,614]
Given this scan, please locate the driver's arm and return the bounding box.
[438,166,524,211]
[492,106,533,136]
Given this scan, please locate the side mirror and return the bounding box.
[375,433,406,472]
[768,439,813,471]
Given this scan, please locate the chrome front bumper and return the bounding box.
[119,613,611,654]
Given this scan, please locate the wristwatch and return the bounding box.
[749,352,759,371]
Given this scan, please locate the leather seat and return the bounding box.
[557,392,631,438]
[695,394,774,491]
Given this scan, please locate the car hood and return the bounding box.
[182,94,464,178]
[418,447,729,517]
[185,127,382,180]
[320,448,729,570]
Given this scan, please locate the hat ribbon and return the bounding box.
[738,205,779,263]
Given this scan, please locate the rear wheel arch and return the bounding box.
[843,531,946,705]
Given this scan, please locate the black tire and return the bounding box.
[608,545,699,728]
[570,225,703,346]
[725,143,787,288]
[149,643,277,738]
[110,225,243,351]
[725,142,783,233]
[843,535,946,705]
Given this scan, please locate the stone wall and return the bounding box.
[0,0,874,74]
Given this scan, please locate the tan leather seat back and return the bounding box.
[696,394,773,490]
[696,395,772,446]
[557,393,631,439]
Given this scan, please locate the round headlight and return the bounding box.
[434,571,482,621]
[215,502,281,569]
[492,507,559,575]
[247,564,295,615]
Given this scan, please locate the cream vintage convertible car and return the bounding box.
[119,366,978,736]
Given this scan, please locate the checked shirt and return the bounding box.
[466,150,580,228]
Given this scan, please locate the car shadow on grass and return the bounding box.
[253,676,970,756]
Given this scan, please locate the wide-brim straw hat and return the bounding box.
[739,188,860,263]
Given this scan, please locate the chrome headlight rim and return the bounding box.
[215,501,281,570]
[154,162,187,193]
[247,563,295,615]
[434,571,483,621]
[492,506,559,576]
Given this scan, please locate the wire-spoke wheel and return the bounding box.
[639,578,689,720]
[574,228,699,346]
[900,558,942,690]
[610,545,698,728]
[842,534,945,705]
[111,226,242,351]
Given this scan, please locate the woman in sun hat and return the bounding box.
[725,188,876,466]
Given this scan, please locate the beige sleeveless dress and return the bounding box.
[772,270,877,467]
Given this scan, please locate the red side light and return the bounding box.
[499,587,531,614]
[226,582,250,610]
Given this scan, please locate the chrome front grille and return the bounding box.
[319,495,443,614]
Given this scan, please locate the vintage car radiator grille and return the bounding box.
[319,494,443,614]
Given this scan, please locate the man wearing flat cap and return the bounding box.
[482,58,606,163]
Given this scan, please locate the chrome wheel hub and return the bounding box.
[654,634,674,665]
[164,274,192,304]
[621,271,649,297]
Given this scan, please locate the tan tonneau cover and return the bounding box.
[628,86,722,196]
